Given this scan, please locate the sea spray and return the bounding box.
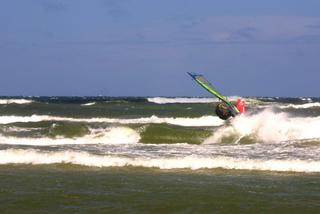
[204,109,320,144]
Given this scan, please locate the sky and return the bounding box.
[0,0,320,97]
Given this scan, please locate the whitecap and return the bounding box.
[0,99,33,105]
[0,149,319,172]
[0,115,224,127]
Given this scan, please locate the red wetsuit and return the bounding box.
[236,98,245,113]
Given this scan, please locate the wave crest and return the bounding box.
[280,103,320,109]
[147,97,217,104]
[0,115,224,127]
[204,109,320,144]
[0,149,319,172]
[0,99,33,105]
[0,127,140,146]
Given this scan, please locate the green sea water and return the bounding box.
[0,96,319,213]
[1,165,319,213]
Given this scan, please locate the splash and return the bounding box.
[204,109,320,144]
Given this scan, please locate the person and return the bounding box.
[215,103,232,120]
[236,98,245,113]
[215,98,245,120]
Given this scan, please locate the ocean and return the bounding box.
[0,96,319,213]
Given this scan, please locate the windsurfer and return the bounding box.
[215,98,245,120]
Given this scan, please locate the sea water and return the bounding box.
[0,96,319,213]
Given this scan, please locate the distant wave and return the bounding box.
[279,103,320,109]
[147,97,259,105]
[0,115,224,127]
[81,102,96,106]
[0,99,33,105]
[147,97,217,104]
[299,97,313,102]
[0,149,319,172]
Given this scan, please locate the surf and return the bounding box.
[204,108,320,144]
[0,148,319,172]
[0,127,140,146]
[0,115,224,127]
[0,99,33,105]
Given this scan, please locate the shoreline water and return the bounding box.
[0,165,319,213]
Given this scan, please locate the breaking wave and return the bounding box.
[147,97,263,106]
[0,115,224,127]
[147,97,217,104]
[81,102,96,106]
[279,103,320,109]
[0,99,33,105]
[299,97,313,102]
[204,109,320,144]
[0,127,140,146]
[0,149,319,172]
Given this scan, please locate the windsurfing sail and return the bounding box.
[187,72,240,116]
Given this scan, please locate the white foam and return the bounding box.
[0,115,224,127]
[0,99,33,105]
[81,102,96,106]
[0,149,319,172]
[299,97,312,102]
[3,127,43,132]
[147,97,217,104]
[147,96,252,105]
[204,109,320,144]
[279,103,320,109]
[0,127,140,146]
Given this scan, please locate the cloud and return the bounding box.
[99,0,131,20]
[294,34,320,43]
[129,16,320,45]
[168,14,201,30]
[40,0,67,12]
[212,26,259,42]
[193,16,320,43]
[233,27,259,41]
[18,14,320,47]
[306,23,320,29]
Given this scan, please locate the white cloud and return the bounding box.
[192,16,320,43]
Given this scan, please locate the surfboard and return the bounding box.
[187,72,239,117]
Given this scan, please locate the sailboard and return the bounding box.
[187,72,240,117]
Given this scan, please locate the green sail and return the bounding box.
[187,72,239,116]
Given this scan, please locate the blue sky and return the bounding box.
[1,0,320,96]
